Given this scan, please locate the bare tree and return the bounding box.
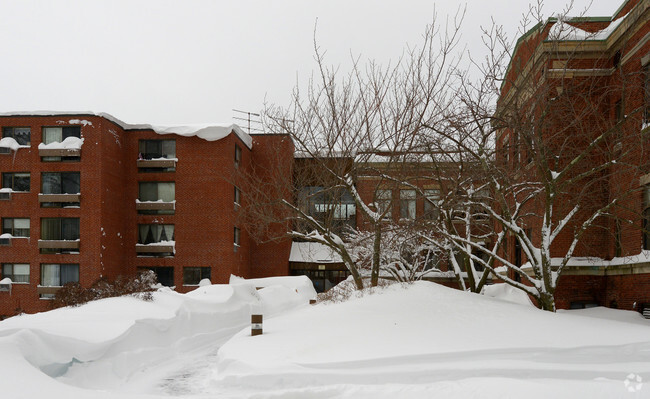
[241,13,464,290]
[425,3,648,311]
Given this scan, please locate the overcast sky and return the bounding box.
[0,0,618,126]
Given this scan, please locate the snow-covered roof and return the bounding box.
[0,111,253,149]
[289,241,343,264]
[547,12,628,41]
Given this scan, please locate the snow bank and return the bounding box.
[0,278,312,394]
[482,283,534,306]
[215,281,650,395]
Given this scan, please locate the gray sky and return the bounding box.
[0,0,618,126]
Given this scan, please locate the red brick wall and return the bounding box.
[0,115,295,317]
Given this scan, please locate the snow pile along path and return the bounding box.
[0,276,315,398]
[214,281,650,398]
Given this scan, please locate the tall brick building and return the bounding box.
[497,0,650,310]
[0,112,293,317]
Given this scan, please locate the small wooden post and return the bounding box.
[251,314,263,336]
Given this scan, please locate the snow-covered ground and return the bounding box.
[0,278,648,398]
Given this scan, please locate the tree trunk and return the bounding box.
[538,291,556,312]
[371,225,382,287]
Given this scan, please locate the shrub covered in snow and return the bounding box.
[51,271,158,309]
[317,276,397,303]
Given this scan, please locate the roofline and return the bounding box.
[499,0,635,91]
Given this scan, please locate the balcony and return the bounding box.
[39,147,81,157]
[137,158,177,169]
[135,200,175,212]
[136,241,175,256]
[39,193,81,204]
[38,239,80,251]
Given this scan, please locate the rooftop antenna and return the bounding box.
[232,109,263,134]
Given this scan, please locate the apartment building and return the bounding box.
[0,112,292,317]
[496,0,650,310]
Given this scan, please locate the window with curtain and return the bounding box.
[139,139,176,159]
[2,172,30,192]
[424,189,441,219]
[41,172,80,194]
[376,189,392,217]
[41,218,79,240]
[2,127,30,145]
[138,182,175,202]
[42,126,80,144]
[2,218,30,237]
[138,224,175,244]
[2,263,30,283]
[40,264,78,287]
[400,190,416,219]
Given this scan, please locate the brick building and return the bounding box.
[497,0,650,310]
[0,112,292,317]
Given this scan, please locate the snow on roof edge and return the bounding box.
[0,111,253,149]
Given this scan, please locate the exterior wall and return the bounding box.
[248,134,294,278]
[0,114,293,318]
[497,0,650,310]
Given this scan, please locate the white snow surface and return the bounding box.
[289,241,343,263]
[548,12,627,42]
[0,137,29,151]
[38,136,84,150]
[482,283,535,306]
[0,280,648,398]
[0,111,252,148]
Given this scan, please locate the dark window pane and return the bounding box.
[61,219,80,240]
[2,174,11,189]
[41,218,61,240]
[61,173,80,194]
[14,173,30,192]
[60,264,79,284]
[62,127,81,139]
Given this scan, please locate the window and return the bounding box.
[42,126,80,144]
[375,189,392,218]
[234,186,241,206]
[139,139,176,160]
[2,127,30,145]
[40,263,79,297]
[183,267,211,285]
[424,189,441,219]
[2,172,30,192]
[138,182,175,214]
[2,263,30,283]
[643,184,650,249]
[298,186,356,232]
[645,64,650,126]
[41,172,80,194]
[138,224,175,244]
[615,100,623,122]
[41,127,81,162]
[41,172,80,207]
[234,226,240,250]
[235,145,242,168]
[400,190,416,219]
[41,218,79,240]
[2,218,30,237]
[137,266,174,287]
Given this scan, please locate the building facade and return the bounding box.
[0,113,292,317]
[497,0,650,310]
